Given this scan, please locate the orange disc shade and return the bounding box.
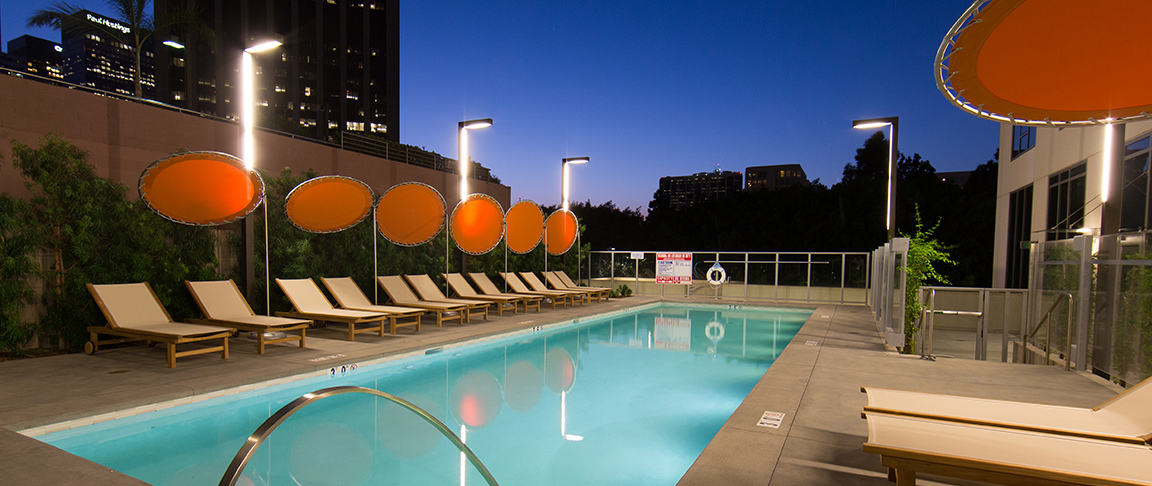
[377,182,445,246]
[545,209,578,256]
[504,200,544,254]
[450,193,505,255]
[285,176,373,233]
[139,151,263,226]
[940,0,1152,125]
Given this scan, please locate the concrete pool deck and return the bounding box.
[0,297,1121,485]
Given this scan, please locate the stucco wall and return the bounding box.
[0,74,510,207]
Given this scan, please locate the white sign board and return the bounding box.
[630,251,645,259]
[656,252,692,284]
[757,411,785,428]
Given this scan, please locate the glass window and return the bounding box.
[1007,185,1033,289]
[1012,125,1036,159]
[1046,162,1087,240]
[1121,136,1151,231]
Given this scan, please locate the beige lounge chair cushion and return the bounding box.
[864,413,1152,484]
[321,277,426,315]
[446,273,482,297]
[864,384,1151,443]
[89,283,231,335]
[91,283,174,329]
[277,278,340,313]
[186,280,254,319]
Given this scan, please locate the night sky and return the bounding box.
[2,1,995,214]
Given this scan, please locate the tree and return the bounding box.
[0,160,40,352]
[28,0,207,98]
[12,134,218,346]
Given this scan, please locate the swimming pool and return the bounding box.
[37,303,810,485]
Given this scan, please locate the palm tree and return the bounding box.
[27,0,205,98]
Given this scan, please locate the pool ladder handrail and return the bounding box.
[218,385,499,486]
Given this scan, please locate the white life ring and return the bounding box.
[707,263,727,287]
[705,321,725,341]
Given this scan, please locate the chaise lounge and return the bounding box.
[518,272,586,305]
[468,272,553,310]
[544,271,609,302]
[185,280,310,354]
[86,282,234,368]
[376,276,467,326]
[444,273,539,314]
[862,377,1152,445]
[318,277,424,334]
[862,411,1152,486]
[274,278,391,341]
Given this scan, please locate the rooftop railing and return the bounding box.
[586,250,870,305]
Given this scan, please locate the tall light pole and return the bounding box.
[560,157,589,279]
[242,38,282,311]
[449,118,492,283]
[561,157,589,211]
[458,118,493,200]
[852,116,899,241]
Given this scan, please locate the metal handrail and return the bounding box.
[1024,293,1074,368]
[218,386,499,486]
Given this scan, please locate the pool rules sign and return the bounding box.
[656,252,692,284]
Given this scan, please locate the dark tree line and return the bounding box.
[570,131,998,287]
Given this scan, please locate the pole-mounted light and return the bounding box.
[458,118,493,200]
[561,157,589,211]
[852,116,899,240]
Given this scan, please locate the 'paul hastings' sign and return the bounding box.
[86,12,131,34]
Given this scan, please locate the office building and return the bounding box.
[153,0,400,142]
[653,169,743,211]
[745,164,810,191]
[7,35,65,80]
[992,119,1152,288]
[61,10,155,97]
[937,170,972,188]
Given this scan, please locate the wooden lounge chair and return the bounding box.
[544,271,609,302]
[499,272,575,308]
[318,277,424,333]
[862,412,1152,486]
[274,278,391,341]
[403,274,492,320]
[185,280,310,354]
[376,276,467,326]
[444,273,539,314]
[85,282,233,368]
[862,377,1152,445]
[518,272,586,305]
[554,270,612,298]
[467,272,547,311]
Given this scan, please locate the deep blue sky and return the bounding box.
[3,1,995,214]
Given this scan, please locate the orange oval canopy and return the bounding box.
[377,182,445,246]
[939,0,1152,125]
[504,200,544,254]
[139,151,263,225]
[285,176,373,233]
[451,194,504,255]
[545,209,578,256]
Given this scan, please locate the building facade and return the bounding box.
[653,170,743,210]
[992,119,1152,288]
[7,35,65,80]
[61,11,155,97]
[745,164,810,191]
[153,0,400,142]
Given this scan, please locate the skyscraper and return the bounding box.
[154,0,400,142]
[61,10,155,96]
[7,35,65,80]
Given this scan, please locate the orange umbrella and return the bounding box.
[139,151,263,225]
[376,182,445,246]
[450,194,505,255]
[937,0,1152,125]
[285,176,373,233]
[545,209,579,256]
[504,200,544,254]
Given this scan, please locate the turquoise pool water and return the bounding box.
[39,303,810,485]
